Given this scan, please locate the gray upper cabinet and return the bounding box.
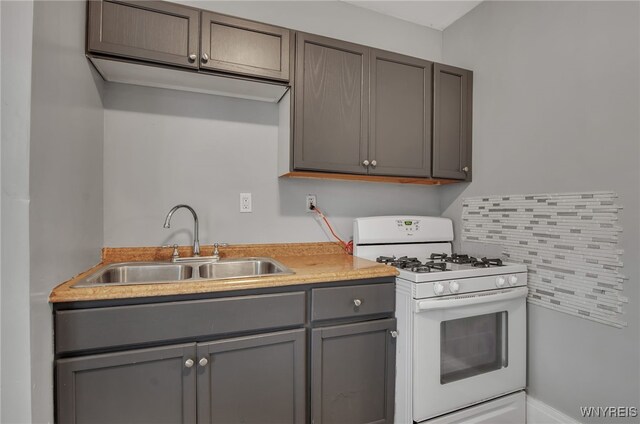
[200,12,290,81]
[292,34,473,181]
[294,33,370,174]
[432,63,473,181]
[311,318,396,424]
[87,0,200,69]
[196,329,306,424]
[87,1,291,83]
[369,50,433,177]
[57,343,197,424]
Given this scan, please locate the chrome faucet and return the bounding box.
[163,204,200,257]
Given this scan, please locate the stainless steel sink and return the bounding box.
[72,257,293,288]
[74,262,194,287]
[198,258,293,280]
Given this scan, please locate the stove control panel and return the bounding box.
[412,272,528,299]
[396,219,420,234]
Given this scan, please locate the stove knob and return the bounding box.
[433,282,445,295]
[449,280,460,293]
[508,275,518,286]
[496,276,506,287]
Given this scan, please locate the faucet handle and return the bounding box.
[162,244,180,261]
[212,243,228,259]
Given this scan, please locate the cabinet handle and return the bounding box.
[188,53,197,63]
[201,53,209,63]
[390,330,398,338]
[353,298,362,307]
[199,357,208,367]
[462,166,469,173]
[370,160,377,167]
[362,160,370,167]
[184,358,194,368]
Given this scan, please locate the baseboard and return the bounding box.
[527,396,582,424]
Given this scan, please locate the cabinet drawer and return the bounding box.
[55,292,305,354]
[311,283,394,321]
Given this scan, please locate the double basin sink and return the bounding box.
[73,257,294,288]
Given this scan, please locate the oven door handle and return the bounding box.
[415,286,528,312]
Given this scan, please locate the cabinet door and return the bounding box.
[56,343,197,424]
[294,33,369,174]
[200,12,290,81]
[87,0,200,69]
[196,329,306,424]
[432,63,473,180]
[369,50,432,177]
[311,319,396,424]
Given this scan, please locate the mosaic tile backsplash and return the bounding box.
[462,192,626,328]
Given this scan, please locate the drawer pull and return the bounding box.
[199,357,208,367]
[390,330,398,338]
[353,299,362,307]
[184,358,194,368]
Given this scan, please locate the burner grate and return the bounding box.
[377,254,504,272]
[423,261,448,271]
[472,257,504,268]
[445,253,475,264]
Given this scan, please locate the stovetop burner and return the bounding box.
[446,253,475,264]
[409,261,448,273]
[472,257,504,268]
[377,256,449,272]
[376,256,422,269]
[376,256,396,264]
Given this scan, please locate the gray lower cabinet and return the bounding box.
[55,281,396,424]
[294,32,370,174]
[369,49,433,177]
[87,0,200,69]
[57,343,197,424]
[197,329,306,424]
[311,318,397,424]
[432,63,473,181]
[56,330,305,424]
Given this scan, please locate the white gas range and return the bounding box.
[353,216,528,424]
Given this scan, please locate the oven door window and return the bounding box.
[440,311,508,384]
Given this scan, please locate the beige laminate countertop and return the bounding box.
[49,242,398,303]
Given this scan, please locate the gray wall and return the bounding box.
[28,1,104,422]
[1,2,34,422]
[103,1,444,248]
[440,1,639,422]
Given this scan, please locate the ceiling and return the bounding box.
[342,1,483,31]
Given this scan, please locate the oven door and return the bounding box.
[412,286,527,422]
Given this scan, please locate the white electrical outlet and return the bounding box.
[240,193,252,213]
[306,194,316,213]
